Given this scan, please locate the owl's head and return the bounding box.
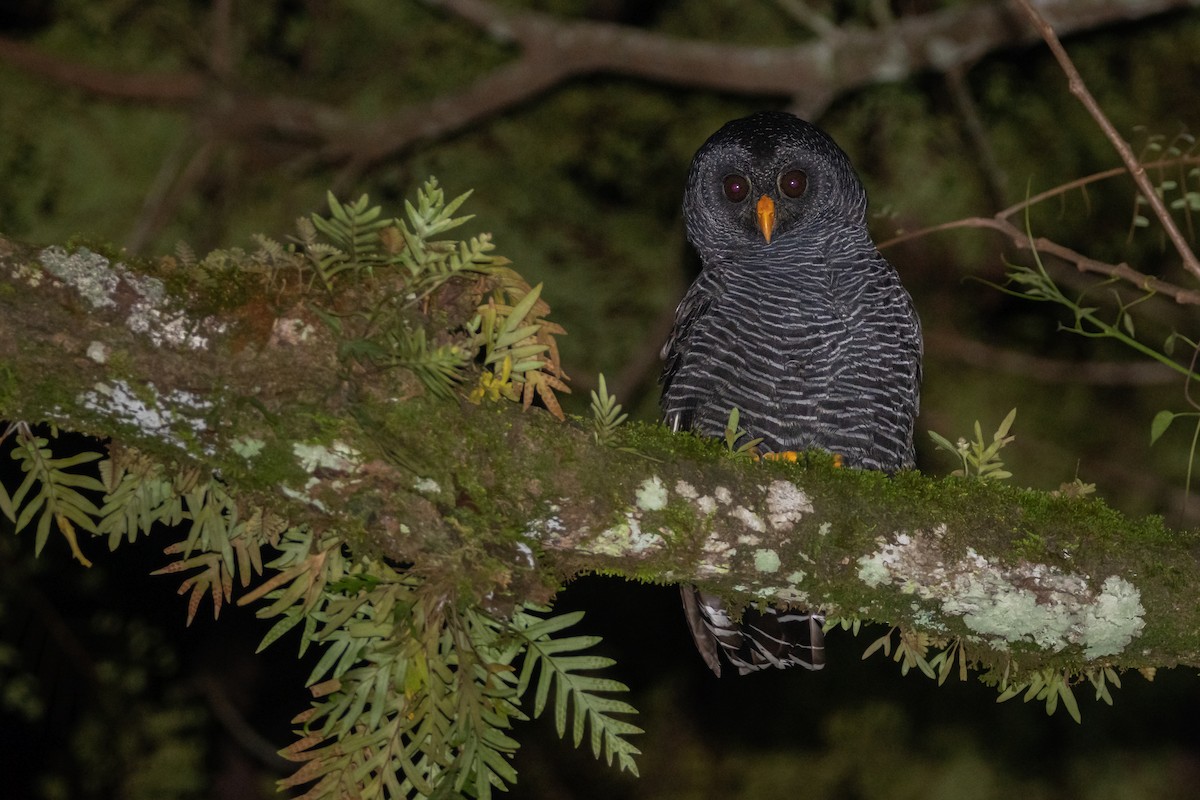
[683,111,868,258]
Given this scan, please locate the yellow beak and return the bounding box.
[756,195,775,243]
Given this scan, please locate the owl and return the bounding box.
[661,111,922,675]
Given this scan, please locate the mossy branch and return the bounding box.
[2,184,1200,794]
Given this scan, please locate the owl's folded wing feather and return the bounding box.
[660,269,723,433]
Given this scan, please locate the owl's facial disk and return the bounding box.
[685,112,870,260]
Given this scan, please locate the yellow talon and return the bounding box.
[757,451,844,467]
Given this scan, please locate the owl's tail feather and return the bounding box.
[680,585,826,676]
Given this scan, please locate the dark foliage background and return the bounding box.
[2,1,1199,797]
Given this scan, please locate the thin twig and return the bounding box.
[945,64,1009,210]
[997,157,1200,221]
[1014,0,1200,283]
[879,214,1200,306]
[127,137,217,252]
[878,155,1200,306]
[0,35,204,102]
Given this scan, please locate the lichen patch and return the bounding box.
[11,261,44,287]
[40,246,119,309]
[270,318,317,346]
[411,476,441,495]
[585,514,665,557]
[731,505,765,533]
[697,530,734,577]
[293,441,362,474]
[754,548,781,573]
[80,380,212,452]
[674,480,698,499]
[1081,576,1146,659]
[86,341,110,364]
[765,480,813,530]
[232,437,265,460]
[857,529,1146,659]
[635,476,668,511]
[39,245,223,350]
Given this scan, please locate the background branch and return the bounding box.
[1015,0,1200,282]
[881,211,1200,306]
[2,0,1193,169]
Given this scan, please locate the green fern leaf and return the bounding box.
[8,432,104,560]
[511,608,642,775]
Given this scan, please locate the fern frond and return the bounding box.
[98,452,180,549]
[510,607,642,775]
[305,243,352,290]
[8,428,105,563]
[251,233,289,265]
[174,240,197,268]
[385,327,470,399]
[997,667,1083,724]
[311,192,393,265]
[143,482,272,624]
[470,281,571,419]
[590,373,628,446]
[239,527,350,621]
[405,178,474,240]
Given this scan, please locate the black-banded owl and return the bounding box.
[661,111,922,676]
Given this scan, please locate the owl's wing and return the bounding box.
[659,268,722,433]
[874,252,924,469]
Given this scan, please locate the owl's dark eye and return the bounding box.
[722,174,750,203]
[778,169,808,198]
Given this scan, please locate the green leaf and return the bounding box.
[1122,312,1136,338]
[255,611,303,654]
[995,408,1017,439]
[34,506,53,556]
[1150,410,1177,445]
[996,683,1024,703]
[504,283,544,332]
[308,636,349,685]
[15,491,46,535]
[926,430,958,452]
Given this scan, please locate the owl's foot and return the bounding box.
[759,451,844,468]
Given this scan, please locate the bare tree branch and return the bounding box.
[884,212,1200,305]
[881,156,1200,306]
[2,0,1194,171]
[0,35,205,103]
[1015,0,1200,282]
